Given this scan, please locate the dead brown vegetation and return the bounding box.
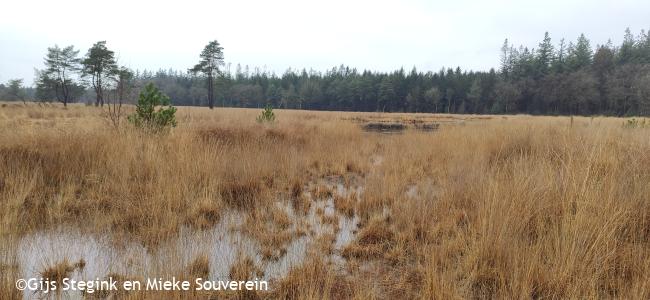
[1,103,650,299]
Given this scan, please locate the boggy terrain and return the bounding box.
[1,102,650,299]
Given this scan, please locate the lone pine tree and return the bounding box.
[82,41,118,107]
[190,40,224,109]
[38,45,81,107]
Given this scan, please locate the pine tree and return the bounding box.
[553,38,567,73]
[39,45,81,107]
[618,28,635,64]
[82,41,117,107]
[500,39,511,78]
[190,40,225,109]
[377,77,395,112]
[567,34,593,70]
[536,32,554,76]
[6,79,26,103]
[424,87,441,113]
[467,79,482,113]
[593,42,616,111]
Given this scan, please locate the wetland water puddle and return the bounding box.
[17,186,361,298]
[360,121,441,133]
[14,162,435,299]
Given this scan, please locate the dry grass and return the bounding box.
[333,192,356,217]
[187,255,210,279]
[272,255,355,299]
[1,102,650,298]
[343,216,395,259]
[39,258,81,286]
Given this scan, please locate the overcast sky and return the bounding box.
[1,0,649,85]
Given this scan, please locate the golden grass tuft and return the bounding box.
[0,263,20,300]
[40,258,78,285]
[187,254,210,279]
[220,179,266,208]
[289,177,304,199]
[272,256,354,299]
[185,199,221,230]
[243,206,297,261]
[230,254,263,281]
[333,192,356,217]
[343,216,395,259]
[230,254,264,299]
[312,183,333,199]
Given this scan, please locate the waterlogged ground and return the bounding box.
[15,176,367,299]
[0,109,452,298]
[4,106,650,299]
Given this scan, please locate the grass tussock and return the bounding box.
[0,235,18,298]
[243,206,298,261]
[220,178,266,208]
[333,192,356,217]
[343,216,395,259]
[187,255,210,279]
[272,256,354,299]
[184,198,221,230]
[312,183,333,199]
[40,258,84,285]
[289,178,311,214]
[228,253,264,300]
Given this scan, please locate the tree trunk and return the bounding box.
[208,73,214,109]
[99,76,104,107]
[62,81,70,108]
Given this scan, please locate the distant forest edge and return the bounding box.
[2,28,650,116]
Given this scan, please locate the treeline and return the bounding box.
[6,27,650,116]
[137,28,650,116]
[0,79,35,103]
[497,29,650,115]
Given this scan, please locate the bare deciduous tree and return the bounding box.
[105,67,134,129]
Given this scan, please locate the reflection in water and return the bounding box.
[17,195,359,298]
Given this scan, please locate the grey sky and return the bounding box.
[1,0,649,85]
